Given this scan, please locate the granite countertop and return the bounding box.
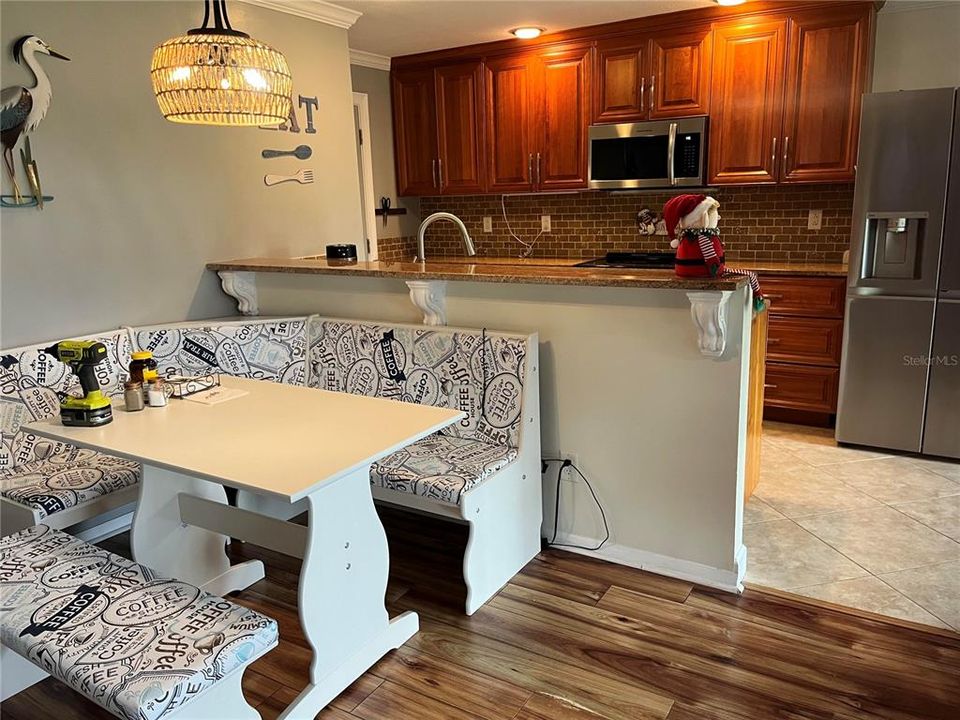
[207,257,747,291]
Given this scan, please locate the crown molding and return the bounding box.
[241,0,362,29]
[349,49,391,71]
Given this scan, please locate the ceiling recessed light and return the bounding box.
[510,27,544,40]
[715,0,746,6]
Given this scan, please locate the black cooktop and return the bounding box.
[575,252,675,269]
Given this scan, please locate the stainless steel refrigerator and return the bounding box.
[837,88,960,459]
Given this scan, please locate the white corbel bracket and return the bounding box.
[218,271,259,316]
[406,280,447,326]
[687,290,734,358]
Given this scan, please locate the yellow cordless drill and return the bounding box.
[43,341,113,427]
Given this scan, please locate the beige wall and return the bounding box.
[0,1,363,347]
[873,2,960,92]
[350,63,420,243]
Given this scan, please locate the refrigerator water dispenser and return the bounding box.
[862,212,927,280]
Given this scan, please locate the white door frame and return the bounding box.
[353,92,378,261]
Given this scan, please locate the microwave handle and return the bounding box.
[667,122,677,186]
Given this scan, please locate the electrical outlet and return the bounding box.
[482,216,493,233]
[541,215,551,233]
[808,209,823,230]
[559,453,578,479]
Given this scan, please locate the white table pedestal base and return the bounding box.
[130,464,265,592]
[278,464,418,719]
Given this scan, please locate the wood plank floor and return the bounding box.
[3,507,959,720]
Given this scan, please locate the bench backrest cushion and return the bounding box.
[0,524,279,720]
[132,317,308,386]
[0,330,132,471]
[307,318,528,449]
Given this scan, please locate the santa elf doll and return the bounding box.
[663,194,766,312]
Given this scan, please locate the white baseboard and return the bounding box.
[547,532,745,593]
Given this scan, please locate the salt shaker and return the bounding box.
[124,380,145,411]
[146,378,170,407]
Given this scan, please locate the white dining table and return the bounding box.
[27,375,463,719]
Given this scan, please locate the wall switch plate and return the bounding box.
[541,215,551,233]
[482,216,493,233]
[808,209,823,230]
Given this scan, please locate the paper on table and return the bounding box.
[182,387,249,405]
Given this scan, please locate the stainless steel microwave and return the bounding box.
[588,117,707,190]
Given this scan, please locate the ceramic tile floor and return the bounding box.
[745,422,960,632]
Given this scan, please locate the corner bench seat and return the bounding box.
[0,524,278,719]
[0,448,140,519]
[371,433,518,505]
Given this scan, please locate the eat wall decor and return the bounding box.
[260,94,319,134]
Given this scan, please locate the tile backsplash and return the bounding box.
[391,184,853,264]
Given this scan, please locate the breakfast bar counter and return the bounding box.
[207,256,747,291]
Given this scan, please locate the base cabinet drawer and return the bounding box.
[767,316,843,366]
[764,363,839,413]
[760,276,846,317]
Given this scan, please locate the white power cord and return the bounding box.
[501,194,544,258]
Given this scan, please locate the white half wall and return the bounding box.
[253,273,751,587]
[0,1,363,347]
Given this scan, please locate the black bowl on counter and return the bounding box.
[326,244,358,265]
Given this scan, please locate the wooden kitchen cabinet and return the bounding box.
[595,27,711,123]
[393,62,485,196]
[649,27,712,119]
[486,46,591,192]
[485,54,539,192]
[709,18,787,185]
[780,8,871,183]
[392,67,439,196]
[436,62,486,194]
[391,2,876,194]
[761,275,847,425]
[538,46,591,189]
[710,6,872,185]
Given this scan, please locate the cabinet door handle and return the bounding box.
[650,75,655,112]
[536,152,542,186]
[764,293,784,300]
[438,157,444,188]
[528,153,533,184]
[771,137,778,170]
[764,383,778,390]
[432,159,438,188]
[783,135,790,167]
[767,338,781,345]
[640,76,645,113]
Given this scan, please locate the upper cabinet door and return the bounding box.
[595,37,648,123]
[436,62,486,194]
[649,26,712,119]
[485,54,539,192]
[392,68,439,196]
[709,19,787,185]
[780,8,871,183]
[538,45,592,190]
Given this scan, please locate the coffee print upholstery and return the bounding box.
[371,434,518,505]
[0,525,279,720]
[133,318,307,387]
[0,330,132,471]
[0,448,140,519]
[307,319,527,449]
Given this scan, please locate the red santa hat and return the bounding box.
[663,193,710,244]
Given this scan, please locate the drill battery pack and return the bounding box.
[59,393,113,427]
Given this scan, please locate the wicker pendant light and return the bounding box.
[151,0,292,126]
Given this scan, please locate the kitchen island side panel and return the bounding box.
[254,273,751,586]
